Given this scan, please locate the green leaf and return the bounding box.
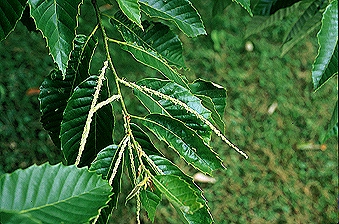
[0,163,112,224]
[138,114,224,175]
[323,101,338,142]
[39,35,97,148]
[135,78,212,143]
[189,79,226,133]
[252,0,277,16]
[90,145,124,223]
[281,18,321,56]
[140,189,161,222]
[0,212,41,224]
[116,0,142,27]
[245,2,301,38]
[90,145,123,206]
[130,123,162,156]
[139,0,206,37]
[0,0,27,41]
[269,0,302,15]
[112,11,186,69]
[146,155,213,224]
[252,0,300,16]
[283,0,324,44]
[117,41,188,87]
[152,175,203,214]
[60,76,114,166]
[312,0,338,91]
[280,0,324,56]
[131,124,213,223]
[28,0,82,76]
[174,206,213,224]
[233,0,252,16]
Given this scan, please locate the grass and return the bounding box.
[0,2,337,223]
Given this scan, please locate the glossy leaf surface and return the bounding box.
[189,79,226,133]
[135,78,212,143]
[139,114,224,175]
[139,0,206,37]
[118,41,187,87]
[312,0,338,91]
[0,0,27,41]
[113,11,186,69]
[152,175,203,214]
[0,163,112,224]
[116,0,141,27]
[28,0,82,76]
[90,145,124,223]
[39,35,97,148]
[60,76,114,166]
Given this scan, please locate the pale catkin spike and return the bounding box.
[109,135,130,185]
[128,140,137,184]
[136,193,141,224]
[119,78,249,159]
[93,94,121,112]
[75,61,109,166]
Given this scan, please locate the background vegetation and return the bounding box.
[0,1,337,223]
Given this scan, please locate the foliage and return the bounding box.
[0,0,337,223]
[0,163,112,224]
[0,0,251,223]
[237,0,338,142]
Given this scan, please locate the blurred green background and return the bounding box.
[0,1,337,223]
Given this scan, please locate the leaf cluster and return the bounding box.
[0,0,250,223]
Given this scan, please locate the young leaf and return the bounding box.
[189,79,227,133]
[60,76,114,166]
[0,163,112,224]
[39,35,97,148]
[139,0,206,37]
[152,175,203,214]
[28,0,82,76]
[138,114,224,175]
[116,0,142,28]
[134,78,212,143]
[0,0,27,41]
[90,145,124,223]
[312,0,338,91]
[112,11,186,69]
